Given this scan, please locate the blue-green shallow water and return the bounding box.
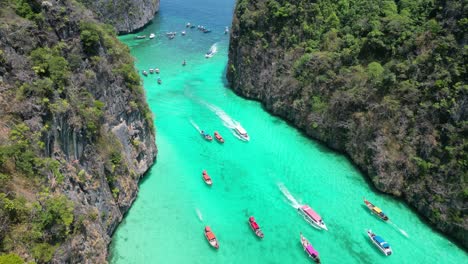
[109,0,467,263]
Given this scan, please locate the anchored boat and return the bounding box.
[298,205,327,230]
[248,217,264,238]
[204,226,219,249]
[202,170,212,186]
[300,233,320,263]
[214,131,224,143]
[367,230,392,256]
[364,198,389,221]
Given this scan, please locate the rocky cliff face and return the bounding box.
[0,0,156,262]
[228,0,467,248]
[79,0,160,34]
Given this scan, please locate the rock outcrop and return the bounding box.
[79,0,160,34]
[0,0,156,262]
[228,0,467,248]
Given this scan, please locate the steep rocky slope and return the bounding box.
[79,0,160,34]
[228,0,467,248]
[0,0,156,262]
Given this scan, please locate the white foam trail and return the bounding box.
[196,208,203,222]
[190,119,201,133]
[389,221,409,238]
[278,183,301,209]
[200,100,247,140]
[209,43,218,54]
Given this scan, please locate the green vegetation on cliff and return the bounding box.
[0,0,156,262]
[228,0,467,248]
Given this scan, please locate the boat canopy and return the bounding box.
[251,221,259,230]
[306,244,318,257]
[302,205,321,221]
[374,236,386,244]
[206,232,215,240]
[203,174,210,180]
[373,207,382,213]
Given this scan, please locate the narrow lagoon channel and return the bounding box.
[109,0,467,263]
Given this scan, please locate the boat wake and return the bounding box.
[200,101,246,140]
[389,221,409,238]
[196,208,204,222]
[190,119,202,133]
[278,183,301,209]
[205,43,218,58]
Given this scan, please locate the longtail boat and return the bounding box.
[364,198,389,221]
[300,233,320,263]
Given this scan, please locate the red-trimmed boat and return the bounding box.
[214,131,224,143]
[202,170,212,186]
[300,233,320,263]
[364,198,389,221]
[248,216,264,238]
[204,226,219,249]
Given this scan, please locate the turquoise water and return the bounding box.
[109,0,467,263]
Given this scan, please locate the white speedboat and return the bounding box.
[298,205,328,230]
[149,33,155,39]
[205,50,216,58]
[205,44,217,58]
[234,124,249,141]
[367,230,392,256]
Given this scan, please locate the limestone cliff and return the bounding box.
[79,0,160,34]
[228,0,467,248]
[0,0,156,262]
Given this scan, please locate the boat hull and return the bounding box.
[203,179,212,186]
[202,171,212,186]
[234,127,250,141]
[300,234,320,263]
[248,218,264,239]
[204,227,219,249]
[214,132,224,143]
[364,199,389,221]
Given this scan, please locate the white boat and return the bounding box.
[181,31,186,36]
[205,50,216,58]
[233,124,249,141]
[149,33,155,39]
[205,44,217,58]
[367,230,392,256]
[298,205,328,230]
